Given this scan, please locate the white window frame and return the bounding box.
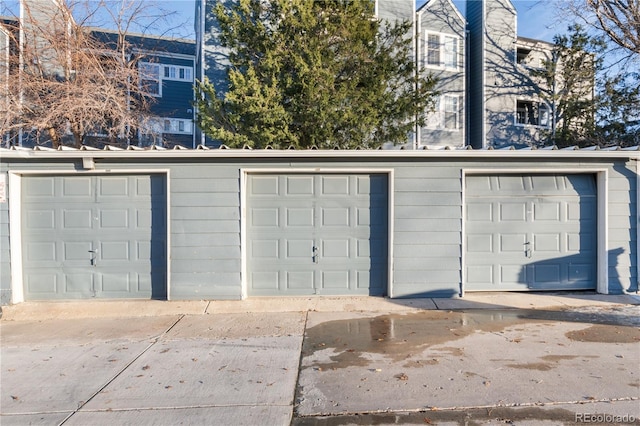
[162,65,194,83]
[516,99,550,127]
[161,117,193,135]
[139,62,162,97]
[425,94,461,131]
[424,31,459,71]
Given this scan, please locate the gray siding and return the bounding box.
[608,160,638,292]
[482,0,518,148]
[1,152,637,304]
[169,164,241,299]
[392,163,461,297]
[0,184,9,305]
[377,0,414,23]
[417,0,466,148]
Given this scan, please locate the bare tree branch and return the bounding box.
[587,0,640,54]
[1,0,184,148]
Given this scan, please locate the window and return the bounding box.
[444,95,459,130]
[426,94,460,131]
[443,36,458,69]
[139,62,161,96]
[516,100,550,126]
[139,62,194,97]
[427,34,440,67]
[517,47,531,64]
[162,65,193,82]
[425,32,459,70]
[161,118,192,134]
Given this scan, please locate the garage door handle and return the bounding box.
[88,249,99,266]
[312,246,318,264]
[524,242,532,258]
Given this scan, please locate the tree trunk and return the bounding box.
[47,127,61,148]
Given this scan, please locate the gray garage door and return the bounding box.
[465,174,597,291]
[247,173,388,296]
[22,174,166,300]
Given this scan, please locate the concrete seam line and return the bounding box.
[291,311,310,419]
[52,403,295,413]
[57,315,186,425]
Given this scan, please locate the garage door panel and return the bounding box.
[321,208,350,226]
[568,233,595,252]
[467,203,493,221]
[24,177,55,198]
[321,176,350,195]
[22,174,166,300]
[26,209,56,229]
[356,239,387,258]
[568,200,596,221]
[500,202,527,221]
[252,175,279,195]
[64,273,94,295]
[27,274,58,294]
[321,239,349,258]
[287,176,314,195]
[467,265,493,284]
[500,234,527,252]
[100,272,131,292]
[320,271,350,289]
[500,265,525,286]
[465,174,596,291]
[286,271,315,289]
[26,242,57,262]
[63,209,92,229]
[99,209,129,229]
[533,263,561,283]
[251,239,279,258]
[100,241,130,261]
[251,271,280,290]
[247,173,388,296]
[252,208,279,227]
[569,263,593,282]
[64,241,93,261]
[287,208,314,226]
[98,176,129,197]
[533,201,561,221]
[63,176,92,197]
[534,234,560,252]
[468,234,493,253]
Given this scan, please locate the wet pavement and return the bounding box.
[295,307,640,425]
[0,297,639,425]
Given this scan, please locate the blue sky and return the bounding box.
[2,0,563,42]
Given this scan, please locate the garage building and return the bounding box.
[0,146,637,304]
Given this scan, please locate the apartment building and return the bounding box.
[0,0,197,148]
[195,0,561,149]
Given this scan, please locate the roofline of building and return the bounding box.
[2,145,638,160]
[517,35,554,47]
[86,26,196,45]
[417,0,465,23]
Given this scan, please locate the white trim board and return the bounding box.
[461,168,608,294]
[8,169,171,303]
[240,168,395,299]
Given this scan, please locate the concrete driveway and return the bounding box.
[1,293,639,425]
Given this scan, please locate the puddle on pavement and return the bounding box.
[302,309,640,371]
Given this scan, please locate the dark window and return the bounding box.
[516,100,549,126]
